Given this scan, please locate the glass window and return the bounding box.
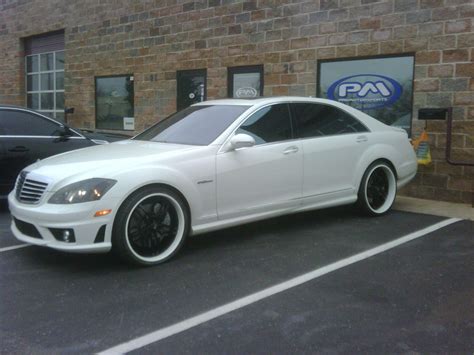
[0,110,61,136]
[134,105,250,146]
[95,75,134,130]
[228,65,263,98]
[236,104,292,145]
[25,50,65,120]
[292,103,368,138]
[318,55,414,135]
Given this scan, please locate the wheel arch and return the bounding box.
[122,182,192,221]
[109,166,204,228]
[354,144,401,191]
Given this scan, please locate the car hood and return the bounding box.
[25,140,200,184]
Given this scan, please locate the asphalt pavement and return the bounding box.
[0,202,473,354]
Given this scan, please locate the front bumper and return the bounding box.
[8,192,120,253]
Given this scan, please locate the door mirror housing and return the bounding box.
[229,133,256,150]
[58,125,73,140]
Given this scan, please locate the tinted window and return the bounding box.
[0,110,61,136]
[236,104,292,145]
[134,105,250,146]
[292,103,368,138]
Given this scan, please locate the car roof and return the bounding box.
[0,104,31,110]
[193,96,354,107]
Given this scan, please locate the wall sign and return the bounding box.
[318,55,414,134]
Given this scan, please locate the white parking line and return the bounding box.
[0,244,31,253]
[99,217,461,354]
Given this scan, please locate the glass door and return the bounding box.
[177,69,207,111]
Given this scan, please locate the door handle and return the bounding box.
[283,146,299,155]
[8,146,29,153]
[356,136,368,143]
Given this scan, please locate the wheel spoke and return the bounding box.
[127,194,181,259]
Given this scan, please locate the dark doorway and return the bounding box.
[177,69,207,111]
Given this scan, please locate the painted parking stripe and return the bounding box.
[99,217,461,354]
[0,244,30,253]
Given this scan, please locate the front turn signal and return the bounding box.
[94,209,112,217]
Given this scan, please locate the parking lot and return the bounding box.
[1,202,473,354]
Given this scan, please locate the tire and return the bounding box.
[357,161,397,216]
[112,186,190,266]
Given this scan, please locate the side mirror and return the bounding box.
[59,125,73,139]
[229,133,255,150]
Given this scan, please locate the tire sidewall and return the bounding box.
[112,186,190,266]
[358,161,397,216]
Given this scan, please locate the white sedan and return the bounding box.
[9,97,417,266]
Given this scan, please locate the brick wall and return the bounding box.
[0,0,473,203]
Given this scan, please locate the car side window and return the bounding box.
[291,103,368,139]
[236,104,292,145]
[0,109,62,136]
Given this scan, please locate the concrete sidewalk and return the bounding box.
[394,196,474,221]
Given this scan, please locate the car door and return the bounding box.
[290,102,370,204]
[0,108,92,196]
[216,103,303,220]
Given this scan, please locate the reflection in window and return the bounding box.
[292,103,368,138]
[95,75,134,130]
[236,104,292,144]
[25,51,64,120]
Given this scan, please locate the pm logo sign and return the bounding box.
[327,74,402,110]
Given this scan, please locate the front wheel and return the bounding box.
[112,186,190,266]
[357,161,397,216]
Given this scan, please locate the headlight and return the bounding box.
[48,178,117,204]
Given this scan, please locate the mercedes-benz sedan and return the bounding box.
[9,97,417,266]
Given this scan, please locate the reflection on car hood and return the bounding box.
[79,129,131,142]
[25,140,198,183]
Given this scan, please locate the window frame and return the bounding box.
[95,74,135,131]
[25,50,65,120]
[227,65,264,98]
[289,102,370,140]
[230,103,295,147]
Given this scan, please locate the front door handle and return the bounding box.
[8,146,29,153]
[283,146,299,155]
[356,135,368,143]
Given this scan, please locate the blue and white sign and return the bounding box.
[327,74,402,110]
[318,56,414,134]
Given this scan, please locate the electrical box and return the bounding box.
[418,108,448,120]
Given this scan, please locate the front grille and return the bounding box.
[13,217,42,239]
[15,171,48,204]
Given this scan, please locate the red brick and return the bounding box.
[456,63,474,77]
[443,49,469,63]
[416,51,441,64]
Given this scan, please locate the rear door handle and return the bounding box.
[283,146,299,155]
[8,146,29,153]
[356,135,368,143]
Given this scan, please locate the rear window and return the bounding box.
[134,105,250,145]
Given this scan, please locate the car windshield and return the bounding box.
[133,105,250,145]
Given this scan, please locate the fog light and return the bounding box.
[94,209,112,217]
[50,228,76,243]
[63,230,71,242]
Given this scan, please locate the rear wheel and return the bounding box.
[112,186,189,266]
[357,161,397,216]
